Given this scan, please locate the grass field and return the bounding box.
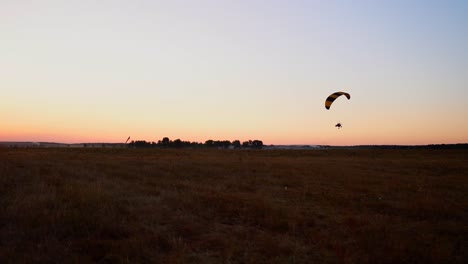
[0,148,466,263]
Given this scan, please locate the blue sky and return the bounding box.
[1,0,467,144]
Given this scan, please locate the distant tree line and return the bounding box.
[128,137,263,149]
[322,143,468,150]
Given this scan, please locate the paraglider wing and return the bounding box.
[325,92,350,110]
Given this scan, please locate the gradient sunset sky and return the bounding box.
[1,0,467,145]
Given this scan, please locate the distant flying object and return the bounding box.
[325,92,350,110]
[326,91,350,128]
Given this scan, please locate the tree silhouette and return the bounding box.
[232,140,241,149]
[252,140,263,149]
[127,136,263,149]
[205,140,214,147]
[162,137,170,147]
[173,139,182,148]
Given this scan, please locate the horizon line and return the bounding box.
[1,141,467,147]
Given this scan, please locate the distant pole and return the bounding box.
[125,136,130,144]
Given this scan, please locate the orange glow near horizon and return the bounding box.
[1,119,467,146]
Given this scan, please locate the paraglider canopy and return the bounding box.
[325,92,350,110]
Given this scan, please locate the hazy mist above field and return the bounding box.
[1,0,467,145]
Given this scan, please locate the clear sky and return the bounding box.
[1,0,467,145]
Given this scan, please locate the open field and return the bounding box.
[0,148,466,263]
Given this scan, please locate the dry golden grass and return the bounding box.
[0,148,467,263]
